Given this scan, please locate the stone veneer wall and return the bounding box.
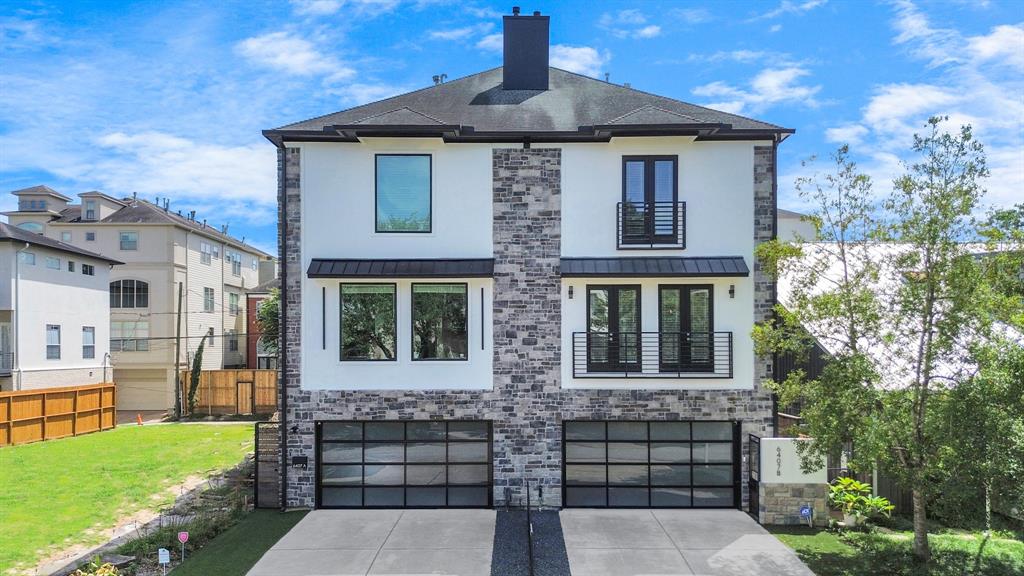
[760,483,829,526]
[279,145,778,509]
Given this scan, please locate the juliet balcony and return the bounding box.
[616,201,686,249]
[571,331,733,379]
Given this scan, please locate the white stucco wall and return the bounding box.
[778,212,817,242]
[302,278,493,390]
[760,437,828,485]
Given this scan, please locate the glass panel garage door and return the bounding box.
[563,421,740,508]
[317,420,492,508]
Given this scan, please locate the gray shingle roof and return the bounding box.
[11,185,71,201]
[0,222,123,264]
[560,256,749,277]
[270,67,790,138]
[307,258,495,278]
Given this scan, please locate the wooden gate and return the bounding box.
[180,370,277,415]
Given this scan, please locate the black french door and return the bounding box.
[587,285,641,373]
[622,156,679,245]
[659,285,714,373]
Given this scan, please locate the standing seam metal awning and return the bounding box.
[307,258,495,278]
[559,257,749,277]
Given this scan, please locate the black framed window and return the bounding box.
[659,285,713,372]
[621,156,679,244]
[340,284,396,361]
[376,154,431,233]
[412,283,467,360]
[586,285,640,372]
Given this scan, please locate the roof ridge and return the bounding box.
[604,104,703,125]
[351,106,448,125]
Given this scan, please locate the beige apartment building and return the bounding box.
[3,185,274,411]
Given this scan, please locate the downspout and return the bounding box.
[770,135,780,437]
[13,242,30,391]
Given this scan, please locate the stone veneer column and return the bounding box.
[491,148,563,505]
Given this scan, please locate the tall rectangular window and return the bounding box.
[412,284,467,360]
[119,231,138,251]
[229,293,240,315]
[82,326,95,359]
[203,287,215,312]
[200,242,212,264]
[46,325,61,359]
[375,154,431,232]
[111,320,149,352]
[67,261,75,272]
[340,284,396,361]
[621,156,679,245]
[227,330,239,352]
[84,200,97,220]
[231,253,241,276]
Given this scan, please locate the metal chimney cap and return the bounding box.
[512,6,520,15]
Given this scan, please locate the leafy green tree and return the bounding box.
[756,118,1021,563]
[256,289,279,357]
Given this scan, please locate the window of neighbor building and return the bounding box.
[18,221,43,233]
[228,292,240,315]
[375,154,431,233]
[232,253,241,276]
[46,325,61,359]
[82,264,95,276]
[200,241,212,265]
[67,261,75,272]
[84,200,97,220]
[412,283,467,360]
[85,232,96,241]
[228,330,238,352]
[110,280,149,308]
[203,287,215,312]
[119,231,138,251]
[212,244,220,259]
[111,320,149,351]
[82,326,95,359]
[61,231,72,242]
[251,256,258,271]
[19,252,35,265]
[340,284,396,361]
[45,257,60,270]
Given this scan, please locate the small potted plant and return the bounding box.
[828,477,893,527]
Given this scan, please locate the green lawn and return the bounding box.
[771,525,1024,576]
[0,423,253,573]
[172,510,308,576]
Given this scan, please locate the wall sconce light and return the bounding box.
[568,286,574,299]
[729,285,736,299]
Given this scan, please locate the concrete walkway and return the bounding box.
[246,509,496,576]
[559,509,814,576]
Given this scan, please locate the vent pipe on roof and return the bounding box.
[502,7,549,90]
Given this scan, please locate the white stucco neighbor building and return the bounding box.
[0,222,121,391]
[2,185,275,410]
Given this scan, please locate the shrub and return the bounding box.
[71,559,120,576]
[829,477,895,521]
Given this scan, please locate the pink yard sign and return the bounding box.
[178,531,189,544]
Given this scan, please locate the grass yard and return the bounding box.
[771,525,1024,576]
[172,510,308,576]
[0,423,253,573]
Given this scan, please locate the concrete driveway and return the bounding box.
[246,509,496,576]
[559,509,814,576]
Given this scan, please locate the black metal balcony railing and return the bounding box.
[617,201,686,249]
[572,331,733,378]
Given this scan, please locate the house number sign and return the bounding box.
[776,446,783,477]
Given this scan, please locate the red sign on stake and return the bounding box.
[178,531,189,544]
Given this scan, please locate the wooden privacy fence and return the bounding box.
[181,369,278,415]
[0,383,116,446]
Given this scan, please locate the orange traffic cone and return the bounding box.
[136,413,143,426]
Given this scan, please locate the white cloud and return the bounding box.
[428,22,493,41]
[599,10,661,39]
[687,50,799,64]
[692,66,821,114]
[290,0,343,15]
[290,0,400,17]
[967,23,1024,70]
[476,33,502,52]
[825,124,868,145]
[749,0,827,21]
[550,45,610,77]
[671,8,712,24]
[235,32,354,80]
[770,24,783,33]
[861,83,957,131]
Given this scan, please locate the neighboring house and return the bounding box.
[0,222,121,391]
[778,208,817,242]
[265,11,792,510]
[246,276,279,369]
[3,185,274,410]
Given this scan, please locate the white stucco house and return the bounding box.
[0,222,121,391]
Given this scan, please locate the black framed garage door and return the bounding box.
[316,420,492,508]
[562,420,741,508]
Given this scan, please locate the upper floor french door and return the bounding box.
[586,285,641,373]
[621,156,679,246]
[659,285,714,373]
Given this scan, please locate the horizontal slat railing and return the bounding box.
[617,201,686,249]
[572,331,732,379]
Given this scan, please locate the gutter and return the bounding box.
[13,242,30,391]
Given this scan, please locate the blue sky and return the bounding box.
[1,0,1021,252]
